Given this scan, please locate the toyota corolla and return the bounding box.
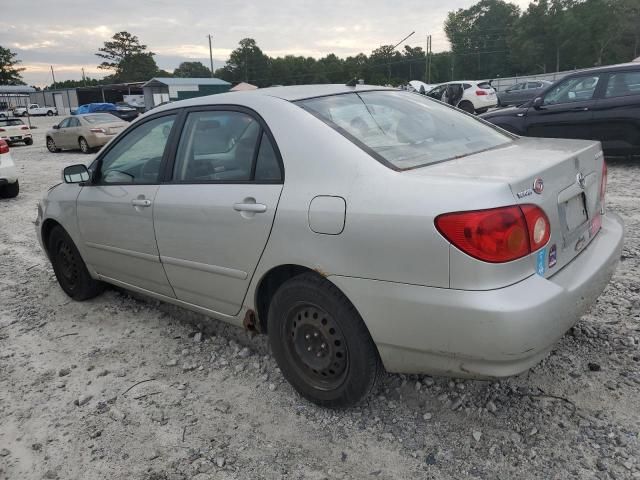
[35,85,624,408]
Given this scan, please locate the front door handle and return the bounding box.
[570,107,589,112]
[233,202,267,213]
[131,199,152,207]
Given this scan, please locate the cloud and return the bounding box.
[0,0,532,86]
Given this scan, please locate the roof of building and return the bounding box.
[0,85,37,94]
[230,82,258,92]
[143,77,231,88]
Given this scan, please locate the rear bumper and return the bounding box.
[329,212,624,378]
[0,164,18,184]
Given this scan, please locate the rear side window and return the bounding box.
[254,133,282,181]
[463,83,472,90]
[298,91,511,170]
[605,71,640,98]
[173,111,260,182]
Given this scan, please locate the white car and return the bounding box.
[0,117,33,145]
[408,80,437,94]
[13,103,58,117]
[427,81,498,114]
[0,140,19,198]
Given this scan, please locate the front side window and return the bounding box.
[543,75,601,105]
[299,91,511,170]
[605,71,640,98]
[69,118,80,127]
[98,114,175,184]
[173,111,261,182]
[58,118,71,129]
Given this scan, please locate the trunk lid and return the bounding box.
[410,136,605,277]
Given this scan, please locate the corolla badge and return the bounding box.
[576,172,586,190]
[532,178,544,194]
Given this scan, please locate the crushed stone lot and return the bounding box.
[0,116,639,480]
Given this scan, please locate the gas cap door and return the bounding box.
[308,195,346,235]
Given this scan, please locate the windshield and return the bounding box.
[0,119,25,127]
[298,90,511,170]
[84,113,119,124]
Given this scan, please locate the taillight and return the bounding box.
[435,204,550,263]
[475,90,487,96]
[600,161,607,207]
[90,128,106,133]
[0,128,5,132]
[0,140,9,154]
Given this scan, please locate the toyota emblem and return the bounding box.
[576,172,586,190]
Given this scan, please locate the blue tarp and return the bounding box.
[74,103,117,114]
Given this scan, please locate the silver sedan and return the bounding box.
[35,85,624,407]
[46,113,128,154]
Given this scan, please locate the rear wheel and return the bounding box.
[46,137,59,153]
[48,226,104,300]
[267,272,382,408]
[46,111,54,116]
[79,137,91,154]
[0,180,19,198]
[24,138,33,146]
[459,101,475,114]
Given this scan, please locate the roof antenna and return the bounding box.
[345,78,358,87]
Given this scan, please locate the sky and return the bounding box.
[1,0,531,87]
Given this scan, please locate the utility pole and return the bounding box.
[50,65,57,90]
[424,34,432,84]
[207,34,214,77]
[81,67,86,87]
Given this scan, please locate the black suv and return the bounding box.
[481,63,640,156]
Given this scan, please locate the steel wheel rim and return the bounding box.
[56,239,79,290]
[283,302,349,391]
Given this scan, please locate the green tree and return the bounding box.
[445,0,520,79]
[96,31,154,80]
[173,61,211,78]
[0,46,25,85]
[217,38,271,86]
[114,53,161,82]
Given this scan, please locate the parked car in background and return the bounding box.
[497,80,552,106]
[0,139,19,198]
[74,103,139,122]
[408,80,437,94]
[481,63,640,156]
[36,84,623,408]
[0,118,33,145]
[46,113,128,154]
[13,103,58,117]
[427,81,498,113]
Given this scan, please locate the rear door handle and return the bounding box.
[233,203,267,213]
[570,107,589,112]
[131,199,152,207]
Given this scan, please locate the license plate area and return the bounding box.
[564,192,588,232]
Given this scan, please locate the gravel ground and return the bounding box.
[1,116,639,480]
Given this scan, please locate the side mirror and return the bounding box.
[63,164,90,184]
[52,125,59,129]
[532,97,543,109]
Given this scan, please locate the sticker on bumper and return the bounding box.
[548,244,557,268]
[536,247,547,276]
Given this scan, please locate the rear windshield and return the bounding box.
[84,113,119,124]
[0,119,24,127]
[298,91,511,170]
[477,82,493,89]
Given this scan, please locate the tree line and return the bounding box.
[1,0,638,89]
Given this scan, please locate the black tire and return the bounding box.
[459,101,475,114]
[48,225,104,301]
[79,137,91,154]
[24,138,33,146]
[46,110,54,116]
[46,137,59,153]
[267,272,382,408]
[0,180,19,199]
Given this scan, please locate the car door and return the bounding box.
[153,107,284,316]
[66,117,81,149]
[76,113,178,297]
[501,83,524,105]
[590,69,640,155]
[524,74,601,140]
[53,118,72,148]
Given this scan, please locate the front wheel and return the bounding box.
[0,180,19,198]
[46,137,59,153]
[79,137,91,154]
[267,272,382,408]
[46,111,54,116]
[48,226,104,300]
